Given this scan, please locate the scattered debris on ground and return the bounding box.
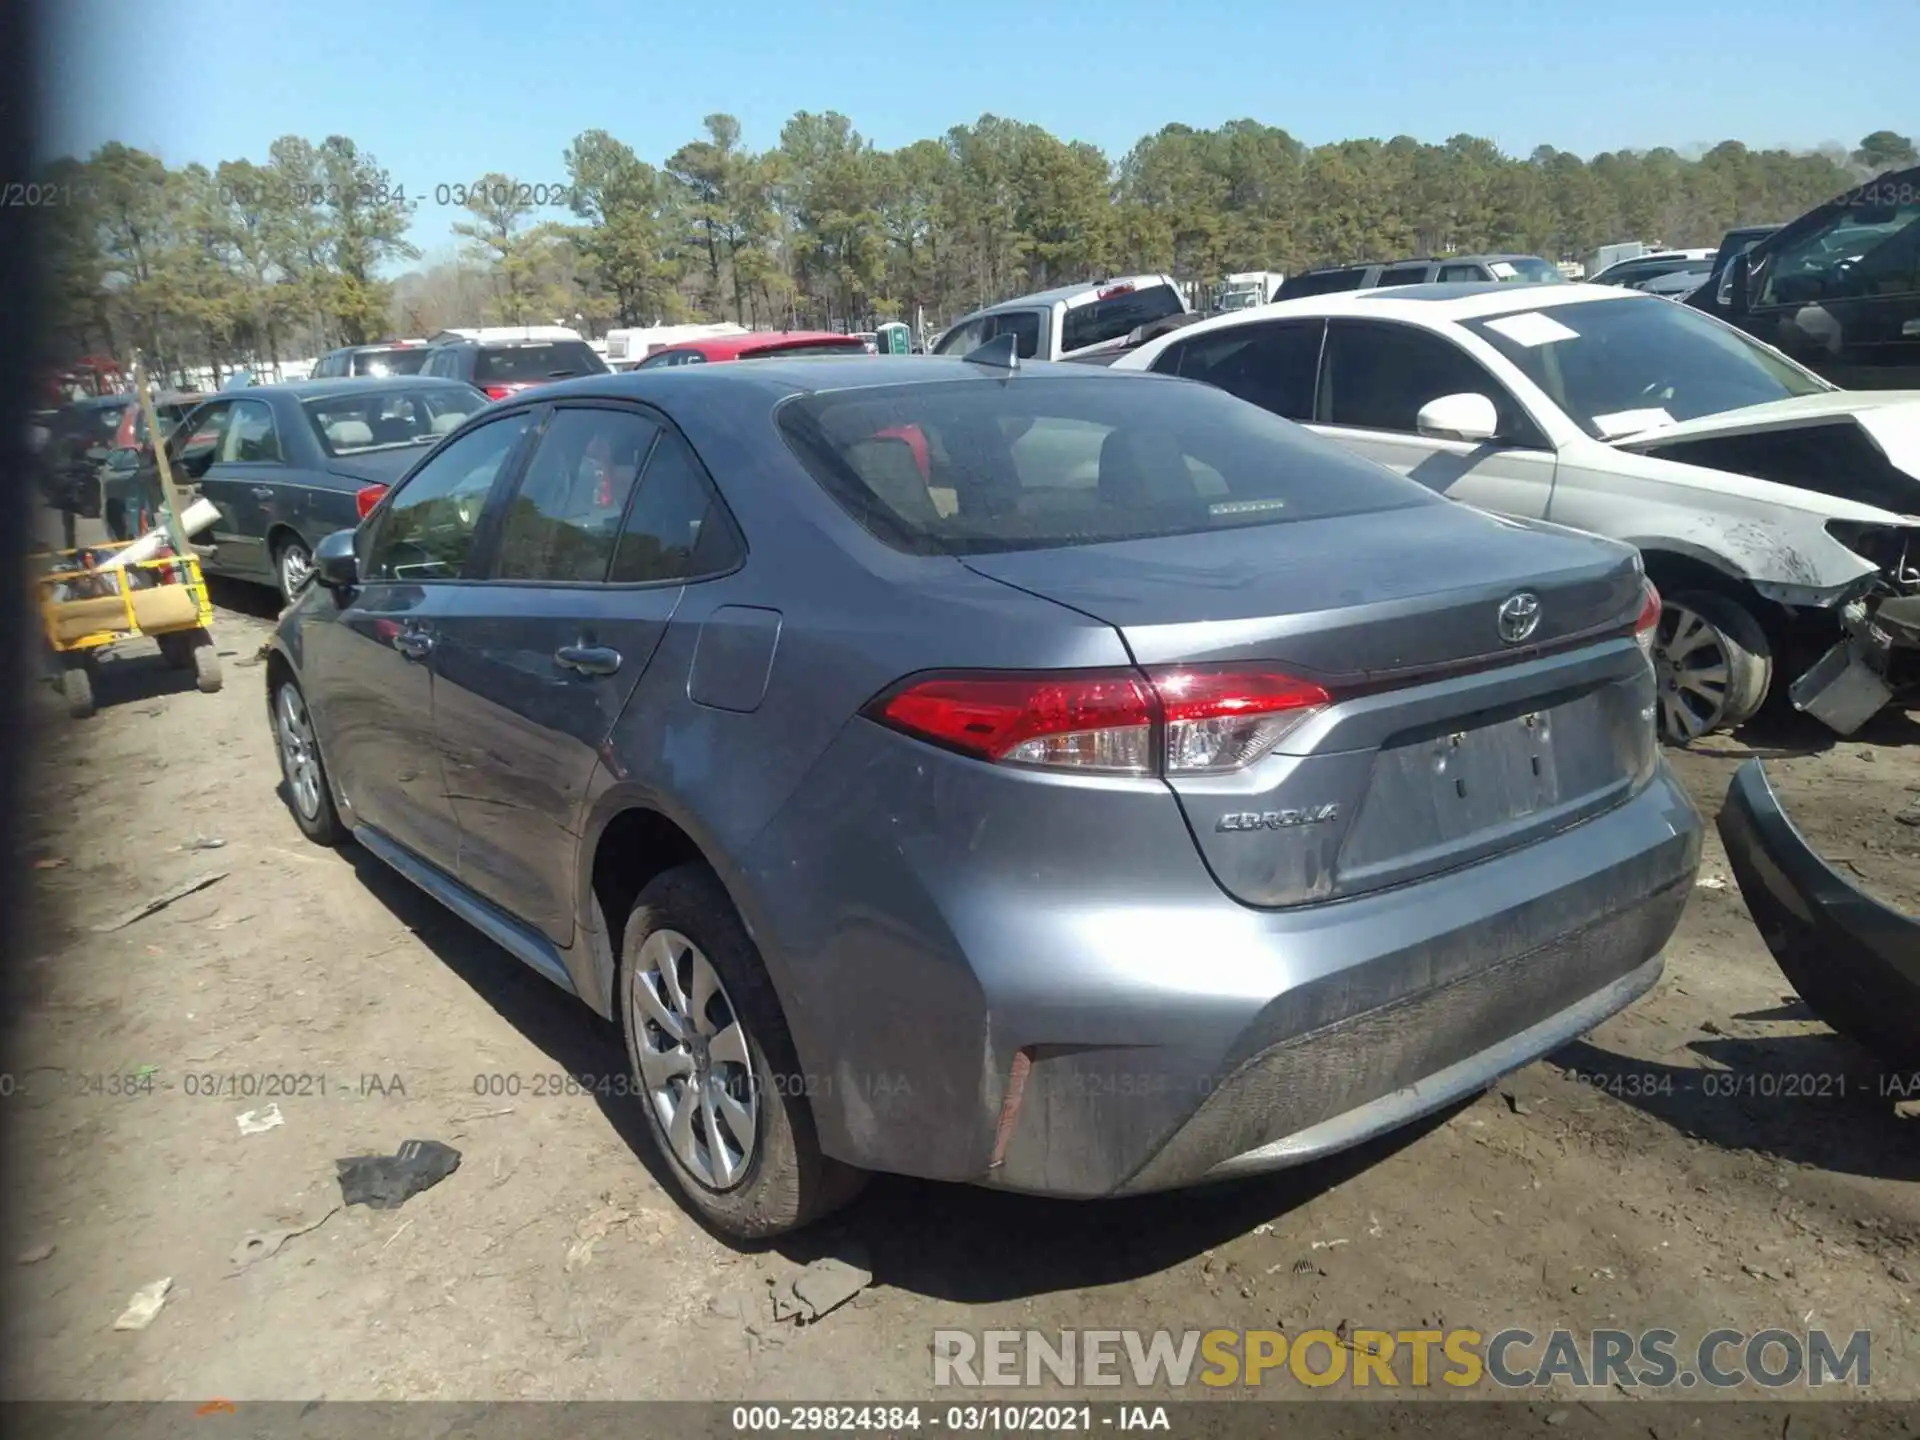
[229,1207,340,1275]
[235,1103,284,1136]
[92,871,227,932]
[334,1140,461,1210]
[770,1253,873,1324]
[564,1205,631,1273]
[112,1278,173,1331]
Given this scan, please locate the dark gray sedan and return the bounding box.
[154,377,488,599]
[265,355,1702,1239]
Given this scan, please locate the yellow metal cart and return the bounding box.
[37,542,222,718]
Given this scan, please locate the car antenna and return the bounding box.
[962,332,1019,372]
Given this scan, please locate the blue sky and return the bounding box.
[44,0,1918,257]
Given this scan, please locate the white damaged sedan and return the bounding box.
[1111,282,1920,742]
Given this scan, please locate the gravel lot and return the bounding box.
[8,551,1920,1405]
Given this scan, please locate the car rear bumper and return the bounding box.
[741,737,1701,1198]
[1716,758,1920,1067]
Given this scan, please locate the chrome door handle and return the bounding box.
[251,486,275,499]
[394,629,434,661]
[555,644,621,676]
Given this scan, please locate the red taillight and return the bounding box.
[1634,579,1661,657]
[356,483,389,520]
[1098,283,1137,300]
[1151,667,1332,773]
[873,671,1157,774]
[483,384,518,400]
[868,666,1331,776]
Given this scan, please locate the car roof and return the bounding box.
[213,376,482,401]
[1126,281,1644,347]
[527,354,1178,403]
[953,274,1179,322]
[666,331,870,361]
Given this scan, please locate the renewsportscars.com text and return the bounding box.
[932,1327,1871,1391]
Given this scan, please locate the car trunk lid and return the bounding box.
[962,505,1658,907]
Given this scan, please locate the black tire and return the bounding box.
[619,864,867,1239]
[156,632,193,670]
[274,536,313,604]
[60,664,94,719]
[192,635,223,693]
[271,676,346,845]
[1654,590,1772,745]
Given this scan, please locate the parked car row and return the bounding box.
[1275,253,1567,299]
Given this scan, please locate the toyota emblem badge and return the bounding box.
[1497,592,1542,645]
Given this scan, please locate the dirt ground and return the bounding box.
[8,526,1920,1405]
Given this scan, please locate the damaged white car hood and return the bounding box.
[1609,391,1920,495]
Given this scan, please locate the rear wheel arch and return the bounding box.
[582,801,841,1179]
[266,522,308,562]
[580,800,800,1029]
[264,648,297,715]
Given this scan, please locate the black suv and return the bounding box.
[1690,164,1919,389]
[1275,254,1564,300]
[421,337,610,400]
[311,342,432,378]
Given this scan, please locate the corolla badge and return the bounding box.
[1497,591,1542,645]
[1217,804,1340,833]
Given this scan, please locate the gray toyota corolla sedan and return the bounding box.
[266,349,1702,1238]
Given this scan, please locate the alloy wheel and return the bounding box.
[1654,601,1736,743]
[279,542,313,599]
[629,929,759,1190]
[275,685,323,820]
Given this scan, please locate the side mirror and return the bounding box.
[1717,251,1752,311]
[1416,392,1501,443]
[314,528,359,590]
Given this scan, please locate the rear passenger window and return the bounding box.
[609,431,743,584]
[493,408,659,583]
[1161,321,1323,421]
[1438,264,1484,282]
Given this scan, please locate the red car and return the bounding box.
[631,331,870,369]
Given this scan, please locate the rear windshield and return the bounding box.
[775,375,1437,556]
[1277,268,1370,299]
[352,347,430,377]
[1060,284,1184,355]
[305,386,489,456]
[474,341,609,382]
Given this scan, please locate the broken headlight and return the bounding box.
[1826,520,1920,590]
